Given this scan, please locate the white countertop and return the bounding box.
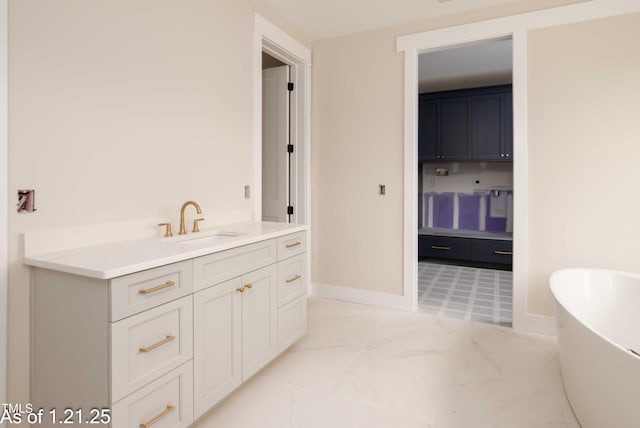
[419,227,512,241]
[24,222,308,279]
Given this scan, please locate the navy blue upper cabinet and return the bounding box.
[418,85,512,162]
[418,97,438,162]
[439,97,470,161]
[471,93,506,161]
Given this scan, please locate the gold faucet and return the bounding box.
[179,200,202,235]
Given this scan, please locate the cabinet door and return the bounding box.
[241,264,278,381]
[193,278,242,419]
[418,97,438,161]
[439,97,470,161]
[471,93,504,161]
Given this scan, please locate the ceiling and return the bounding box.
[419,39,513,92]
[260,0,545,41]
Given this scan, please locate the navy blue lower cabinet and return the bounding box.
[471,239,513,265]
[419,235,512,266]
[419,235,472,260]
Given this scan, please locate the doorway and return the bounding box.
[254,15,311,226]
[261,53,291,223]
[416,39,514,327]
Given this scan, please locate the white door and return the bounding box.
[262,65,290,222]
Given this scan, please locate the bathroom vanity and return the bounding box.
[25,222,308,427]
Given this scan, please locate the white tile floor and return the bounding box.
[194,297,579,428]
[419,262,513,327]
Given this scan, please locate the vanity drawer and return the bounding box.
[112,361,193,428]
[277,254,306,307]
[111,296,193,402]
[278,294,307,353]
[193,239,277,291]
[110,260,193,322]
[277,231,306,260]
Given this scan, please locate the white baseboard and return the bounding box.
[519,313,557,336]
[311,282,410,311]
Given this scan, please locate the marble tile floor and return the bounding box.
[194,297,579,428]
[418,262,513,327]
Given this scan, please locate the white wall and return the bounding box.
[526,12,640,315]
[422,162,513,194]
[7,0,308,410]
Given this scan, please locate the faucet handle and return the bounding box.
[192,218,205,233]
[158,223,173,238]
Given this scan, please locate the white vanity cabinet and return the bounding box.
[29,228,307,428]
[192,264,278,419]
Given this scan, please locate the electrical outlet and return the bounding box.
[379,184,386,195]
[244,185,250,199]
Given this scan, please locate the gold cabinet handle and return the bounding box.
[285,241,301,249]
[139,404,175,428]
[139,334,175,353]
[245,283,253,289]
[236,287,245,293]
[494,251,513,255]
[285,274,301,283]
[431,245,450,250]
[139,280,175,295]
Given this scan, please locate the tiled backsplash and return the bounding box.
[421,191,513,233]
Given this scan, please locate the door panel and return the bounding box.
[262,65,289,222]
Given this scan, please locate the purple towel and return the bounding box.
[485,192,511,232]
[458,194,480,231]
[432,193,454,229]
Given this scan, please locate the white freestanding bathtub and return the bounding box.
[550,269,640,428]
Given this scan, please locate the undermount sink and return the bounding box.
[174,232,243,247]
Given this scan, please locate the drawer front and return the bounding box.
[111,296,193,402]
[471,239,513,265]
[110,260,193,322]
[193,239,277,291]
[277,294,307,354]
[277,231,306,260]
[277,254,306,307]
[419,235,472,260]
[112,361,193,428]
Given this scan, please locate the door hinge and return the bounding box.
[287,82,294,91]
[287,206,294,215]
[287,144,294,153]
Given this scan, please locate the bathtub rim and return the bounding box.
[549,267,640,361]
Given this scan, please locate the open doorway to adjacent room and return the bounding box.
[261,52,292,223]
[255,22,310,227]
[416,39,514,327]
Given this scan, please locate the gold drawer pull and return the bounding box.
[285,274,301,283]
[245,283,253,289]
[139,280,175,295]
[236,287,245,293]
[285,241,301,249]
[139,404,175,428]
[494,251,513,255]
[431,246,450,250]
[139,334,175,353]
